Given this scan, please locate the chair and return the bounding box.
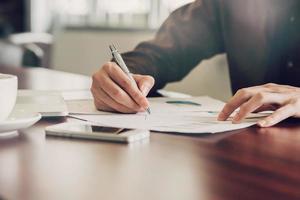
[0,39,23,67]
[9,32,53,68]
[0,22,53,68]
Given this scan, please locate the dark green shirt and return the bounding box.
[122,0,300,94]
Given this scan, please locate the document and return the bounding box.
[67,96,224,115]
[69,96,270,134]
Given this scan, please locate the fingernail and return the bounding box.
[232,119,241,124]
[232,114,240,123]
[141,85,149,96]
[258,120,268,127]
[218,112,225,120]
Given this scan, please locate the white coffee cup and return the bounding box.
[0,73,18,122]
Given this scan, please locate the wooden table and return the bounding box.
[0,66,299,200]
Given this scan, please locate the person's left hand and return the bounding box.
[218,83,300,127]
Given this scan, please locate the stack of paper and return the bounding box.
[67,96,270,134]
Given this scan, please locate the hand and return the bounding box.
[91,62,155,113]
[218,83,300,127]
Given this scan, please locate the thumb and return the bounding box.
[133,74,155,96]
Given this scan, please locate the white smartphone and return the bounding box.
[45,122,150,143]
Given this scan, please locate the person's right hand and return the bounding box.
[91,62,155,113]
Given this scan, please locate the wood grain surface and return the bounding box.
[0,66,299,200]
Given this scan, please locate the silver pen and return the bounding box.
[109,44,151,114]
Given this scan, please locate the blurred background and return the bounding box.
[0,0,231,100]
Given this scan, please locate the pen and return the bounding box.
[109,44,151,114]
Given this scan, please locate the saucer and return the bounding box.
[0,111,41,134]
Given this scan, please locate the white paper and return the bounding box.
[69,96,270,134]
[67,96,225,115]
[62,90,93,101]
[66,99,108,115]
[70,113,257,134]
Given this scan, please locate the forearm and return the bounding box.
[122,0,224,91]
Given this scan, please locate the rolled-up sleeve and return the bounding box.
[122,0,224,92]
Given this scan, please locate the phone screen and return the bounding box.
[61,124,128,134]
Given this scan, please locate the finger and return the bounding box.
[91,86,113,112]
[92,68,132,112]
[95,73,141,112]
[257,104,295,127]
[232,92,285,123]
[218,88,254,121]
[93,96,114,112]
[91,72,117,112]
[105,62,149,108]
[91,84,135,113]
[133,74,155,96]
[93,88,131,112]
[263,83,297,92]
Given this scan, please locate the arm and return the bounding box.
[122,0,225,91]
[91,0,224,113]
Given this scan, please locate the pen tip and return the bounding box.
[146,108,151,115]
